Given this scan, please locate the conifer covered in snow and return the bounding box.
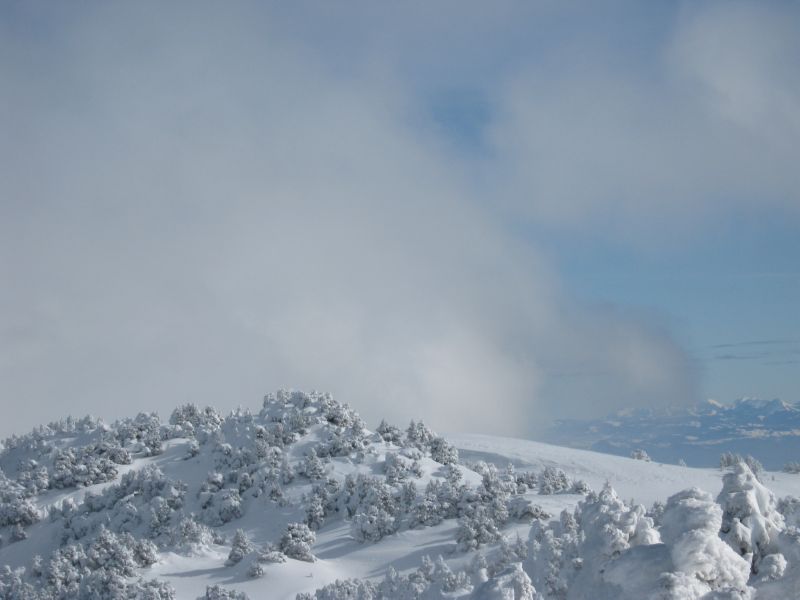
[279,522,316,562]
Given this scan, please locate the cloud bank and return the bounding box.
[1,1,797,438]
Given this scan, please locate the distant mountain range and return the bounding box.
[542,398,800,469]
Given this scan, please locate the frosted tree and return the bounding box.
[784,461,800,474]
[303,448,326,480]
[246,559,264,578]
[351,505,397,543]
[720,453,764,479]
[429,437,459,465]
[538,467,572,495]
[716,462,785,574]
[305,492,326,531]
[405,420,435,451]
[9,524,27,543]
[577,484,659,559]
[456,504,502,551]
[227,529,253,565]
[279,523,316,562]
[477,563,536,600]
[659,487,751,598]
[205,584,250,600]
[376,419,403,445]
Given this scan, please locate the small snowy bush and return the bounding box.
[227,529,253,565]
[279,523,316,562]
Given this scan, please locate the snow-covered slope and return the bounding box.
[449,433,800,507]
[543,398,800,469]
[2,391,800,599]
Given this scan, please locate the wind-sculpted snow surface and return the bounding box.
[1,391,800,599]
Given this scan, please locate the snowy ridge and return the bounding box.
[544,398,800,470]
[0,391,799,599]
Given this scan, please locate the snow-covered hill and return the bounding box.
[2,391,800,599]
[542,398,800,470]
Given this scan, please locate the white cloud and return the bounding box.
[4,1,795,438]
[488,1,800,233]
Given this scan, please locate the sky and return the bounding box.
[1,1,798,439]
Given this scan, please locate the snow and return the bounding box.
[3,391,800,599]
[448,432,800,507]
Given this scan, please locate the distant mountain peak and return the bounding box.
[544,397,800,469]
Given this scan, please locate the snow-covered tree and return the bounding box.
[246,559,264,578]
[457,504,502,551]
[279,523,316,562]
[538,467,572,495]
[405,420,435,451]
[717,462,785,574]
[302,448,326,480]
[205,584,250,600]
[351,505,397,543]
[227,529,253,565]
[659,487,752,598]
[476,563,536,600]
[429,437,459,465]
[376,419,403,445]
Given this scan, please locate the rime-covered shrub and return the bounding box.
[0,492,39,527]
[205,584,250,600]
[456,504,502,551]
[198,486,243,526]
[169,516,220,553]
[305,492,327,531]
[405,420,435,451]
[529,485,660,598]
[570,479,590,495]
[382,452,405,485]
[227,529,253,565]
[720,452,764,478]
[317,426,368,459]
[246,559,264,578]
[630,449,651,462]
[297,578,378,600]
[351,505,397,543]
[338,474,398,522]
[410,479,469,528]
[717,462,785,573]
[116,412,164,456]
[302,448,326,480]
[756,553,787,583]
[656,487,752,598]
[169,404,223,441]
[507,496,551,522]
[784,462,800,474]
[10,524,27,542]
[374,555,472,598]
[376,420,403,445]
[578,484,659,558]
[257,545,287,564]
[299,554,474,600]
[476,563,536,600]
[777,496,800,529]
[279,523,316,562]
[42,527,161,597]
[429,437,458,465]
[512,470,538,494]
[49,441,130,489]
[55,464,184,545]
[538,467,572,495]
